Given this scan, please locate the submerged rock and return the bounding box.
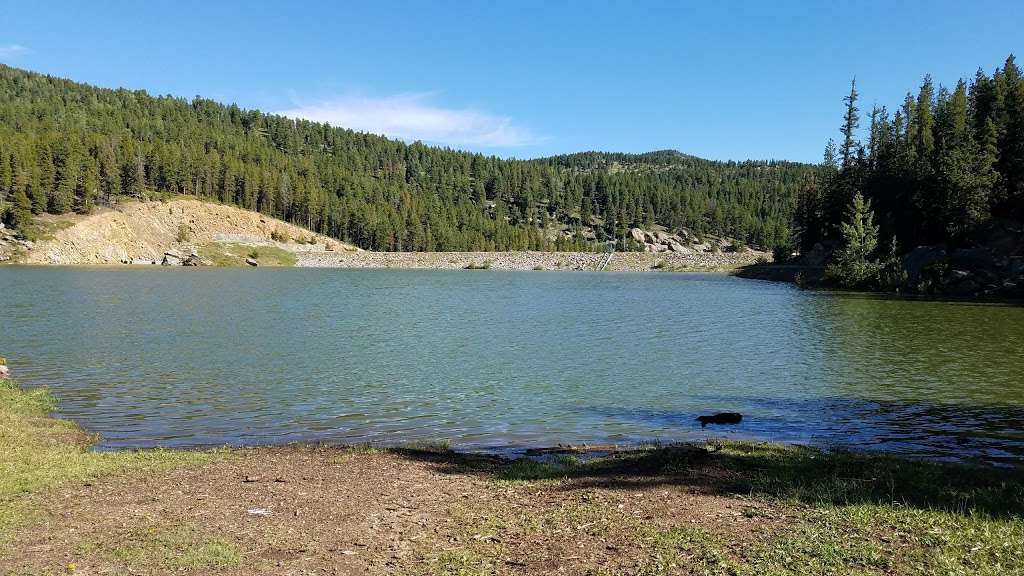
[696,412,743,428]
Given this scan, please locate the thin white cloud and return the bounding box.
[276,93,539,148]
[0,44,31,61]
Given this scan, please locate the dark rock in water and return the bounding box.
[696,412,743,428]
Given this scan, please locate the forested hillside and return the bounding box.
[0,65,814,252]
[797,55,1024,274]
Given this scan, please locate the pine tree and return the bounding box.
[826,192,880,287]
[935,79,996,240]
[11,185,33,231]
[914,75,936,171]
[841,79,860,169]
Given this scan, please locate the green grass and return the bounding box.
[496,442,1024,516]
[78,525,242,571]
[464,260,494,270]
[13,218,74,243]
[197,242,297,267]
[0,379,224,551]
[428,441,1024,576]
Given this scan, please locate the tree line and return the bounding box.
[796,54,1024,286]
[0,64,815,252]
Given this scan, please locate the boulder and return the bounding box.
[950,279,979,297]
[799,242,831,267]
[901,246,946,289]
[181,254,207,266]
[629,228,646,244]
[949,247,997,271]
[161,250,182,266]
[643,232,657,245]
[245,257,259,267]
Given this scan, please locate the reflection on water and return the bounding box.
[1,267,1022,464]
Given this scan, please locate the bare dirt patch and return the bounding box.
[3,445,797,576]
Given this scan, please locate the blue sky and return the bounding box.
[1,1,1021,162]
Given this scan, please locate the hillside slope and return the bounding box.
[18,199,356,265]
[0,64,815,253]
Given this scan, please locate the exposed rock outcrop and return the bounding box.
[624,226,750,256]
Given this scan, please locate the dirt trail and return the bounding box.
[22,199,355,265]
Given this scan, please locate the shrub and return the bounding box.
[176,224,191,243]
[772,243,793,264]
[270,229,289,243]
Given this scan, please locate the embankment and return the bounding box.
[297,249,767,271]
[4,197,770,270]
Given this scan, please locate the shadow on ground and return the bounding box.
[387,440,1024,519]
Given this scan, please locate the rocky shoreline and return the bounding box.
[296,249,768,271]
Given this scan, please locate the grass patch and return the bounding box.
[493,442,1024,517]
[464,260,494,270]
[78,524,242,571]
[474,442,1024,575]
[398,439,452,453]
[16,218,74,242]
[652,260,743,272]
[197,242,297,267]
[0,379,224,551]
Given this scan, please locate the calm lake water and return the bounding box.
[2,267,1024,464]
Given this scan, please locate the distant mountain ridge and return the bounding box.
[0,64,817,252]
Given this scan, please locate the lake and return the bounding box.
[2,267,1023,464]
